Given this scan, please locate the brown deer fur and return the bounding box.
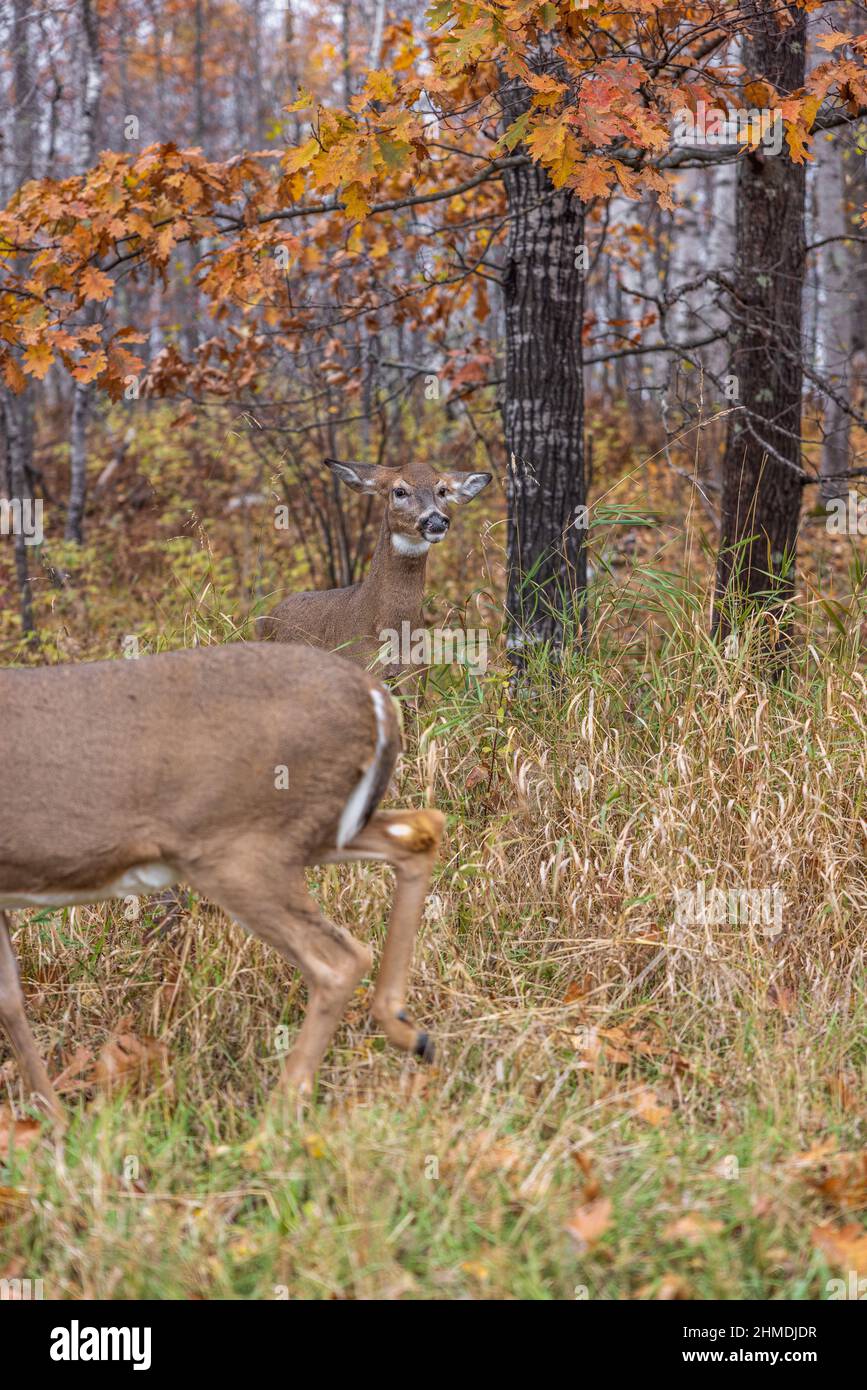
[0,643,443,1123]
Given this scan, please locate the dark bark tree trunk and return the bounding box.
[713,1,807,647]
[500,75,586,662]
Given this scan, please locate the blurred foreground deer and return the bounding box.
[0,644,442,1124]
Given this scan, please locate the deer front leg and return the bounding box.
[188,859,372,1101]
[322,809,444,1062]
[275,904,372,1096]
[0,912,64,1126]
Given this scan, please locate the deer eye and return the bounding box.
[393,486,409,500]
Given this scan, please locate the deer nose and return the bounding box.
[420,511,449,538]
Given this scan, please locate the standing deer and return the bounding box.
[257,458,492,673]
[0,643,443,1124]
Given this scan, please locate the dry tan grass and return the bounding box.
[2,410,867,1298]
[2,608,866,1298]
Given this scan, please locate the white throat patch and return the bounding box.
[391,534,430,557]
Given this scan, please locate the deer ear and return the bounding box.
[324,458,382,494]
[441,470,492,503]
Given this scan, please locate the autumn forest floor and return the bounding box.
[2,398,867,1299]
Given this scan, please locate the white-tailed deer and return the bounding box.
[257,459,491,674]
[0,643,443,1124]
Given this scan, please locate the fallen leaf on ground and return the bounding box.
[790,1140,839,1169]
[0,1106,41,1155]
[468,1131,525,1176]
[804,1152,867,1212]
[0,1185,29,1224]
[663,1213,725,1245]
[563,976,593,1004]
[765,983,795,1014]
[828,1070,860,1111]
[52,1045,95,1095]
[812,1222,867,1275]
[633,1087,672,1126]
[564,1195,612,1250]
[94,1031,167,1091]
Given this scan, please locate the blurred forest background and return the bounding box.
[1,0,866,658]
[2,1,867,1302]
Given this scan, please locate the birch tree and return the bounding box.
[65,0,103,543]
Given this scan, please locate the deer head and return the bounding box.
[325,458,492,556]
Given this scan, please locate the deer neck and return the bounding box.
[361,519,429,630]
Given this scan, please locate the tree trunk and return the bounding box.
[816,128,851,503]
[500,75,586,661]
[283,1,302,143]
[846,4,867,422]
[341,1,352,109]
[251,0,265,149]
[368,0,386,70]
[2,0,37,632]
[65,0,103,544]
[713,1,806,647]
[806,4,854,505]
[194,0,206,147]
[1,394,36,637]
[66,384,91,543]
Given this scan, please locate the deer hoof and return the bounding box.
[393,1009,434,1062]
